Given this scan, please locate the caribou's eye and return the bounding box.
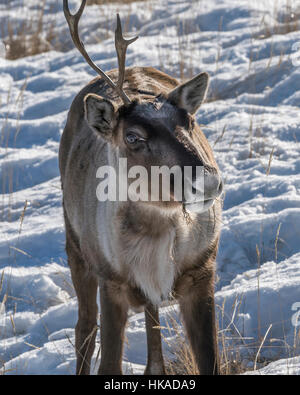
[125,132,147,145]
[126,133,138,144]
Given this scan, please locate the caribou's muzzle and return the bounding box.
[183,167,223,213]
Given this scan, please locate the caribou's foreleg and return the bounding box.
[177,266,220,375]
[66,232,98,375]
[98,280,129,375]
[144,303,166,375]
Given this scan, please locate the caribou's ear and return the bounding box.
[84,93,115,140]
[168,72,209,114]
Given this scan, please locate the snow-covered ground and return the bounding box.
[0,0,300,375]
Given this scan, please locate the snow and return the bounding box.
[0,0,300,375]
[245,355,300,375]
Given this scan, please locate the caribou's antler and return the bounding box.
[115,14,138,92]
[63,0,138,105]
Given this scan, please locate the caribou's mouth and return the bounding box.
[183,198,215,214]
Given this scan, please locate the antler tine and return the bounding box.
[63,0,132,105]
[115,14,138,95]
[63,0,86,46]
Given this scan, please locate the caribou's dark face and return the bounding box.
[84,72,223,213]
[112,97,223,212]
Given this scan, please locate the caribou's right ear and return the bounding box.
[84,93,115,140]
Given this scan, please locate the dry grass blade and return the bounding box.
[266,147,275,176]
[254,324,272,371]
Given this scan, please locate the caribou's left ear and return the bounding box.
[168,72,209,114]
[84,93,115,140]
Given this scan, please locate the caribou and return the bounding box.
[60,0,223,375]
